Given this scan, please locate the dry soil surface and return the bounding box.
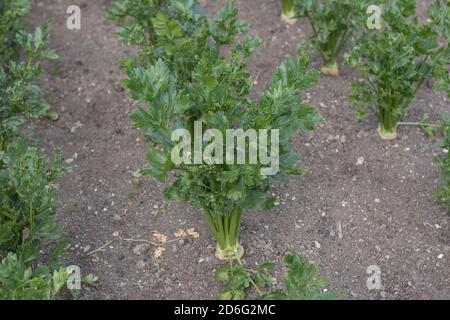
[29,0,449,299]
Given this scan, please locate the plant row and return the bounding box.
[0,0,95,299]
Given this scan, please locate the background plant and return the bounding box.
[109,0,321,260]
[292,0,367,76]
[346,0,450,140]
[0,0,59,152]
[215,252,336,300]
[434,114,450,210]
[0,142,66,258]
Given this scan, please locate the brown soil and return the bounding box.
[29,0,449,299]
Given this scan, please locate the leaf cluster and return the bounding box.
[0,142,70,300]
[215,252,335,300]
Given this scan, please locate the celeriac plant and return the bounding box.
[0,141,72,300]
[109,0,321,260]
[0,0,58,152]
[0,142,66,259]
[292,0,367,76]
[346,0,450,140]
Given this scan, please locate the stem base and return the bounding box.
[321,62,339,77]
[215,243,244,261]
[377,125,397,140]
[281,10,297,25]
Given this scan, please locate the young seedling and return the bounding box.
[292,0,367,76]
[109,1,321,260]
[347,0,450,140]
[281,0,297,25]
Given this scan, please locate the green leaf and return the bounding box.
[260,291,286,300]
[214,266,230,283]
[82,273,99,287]
[218,289,246,300]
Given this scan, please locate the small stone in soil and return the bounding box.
[356,157,365,166]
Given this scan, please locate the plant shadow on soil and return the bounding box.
[29,0,449,299]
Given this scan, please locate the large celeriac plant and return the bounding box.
[109,0,321,260]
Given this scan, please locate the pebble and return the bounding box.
[314,241,321,249]
[356,157,365,166]
[70,121,83,133]
[65,153,78,164]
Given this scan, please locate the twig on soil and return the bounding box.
[86,239,116,256]
[121,236,186,247]
[121,238,159,246]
